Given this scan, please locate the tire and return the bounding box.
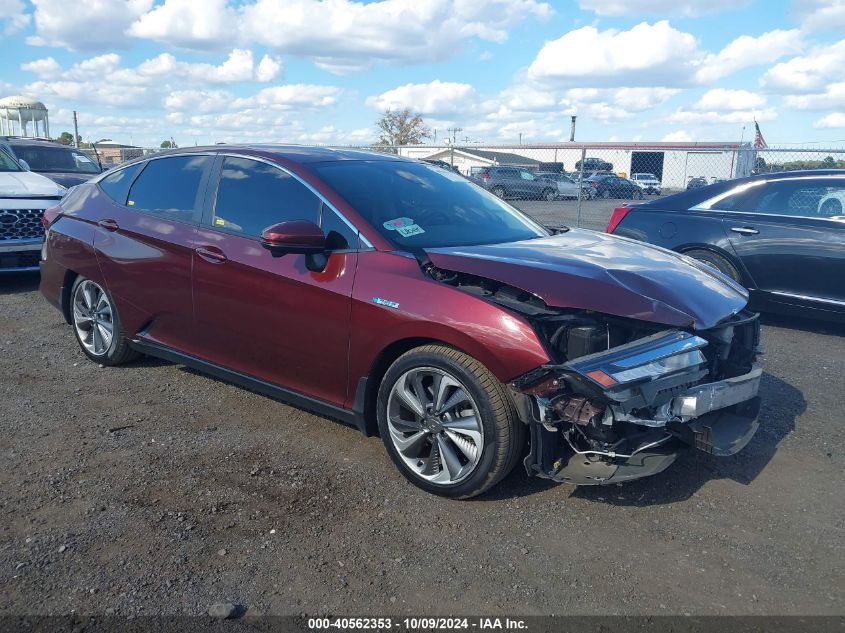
[542,188,556,202]
[376,345,525,499]
[70,276,139,365]
[492,186,506,199]
[632,189,643,200]
[683,249,742,283]
[601,189,611,199]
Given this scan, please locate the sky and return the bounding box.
[0,0,844,148]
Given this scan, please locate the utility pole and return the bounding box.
[447,127,462,143]
[72,111,79,148]
[569,115,577,142]
[519,132,523,145]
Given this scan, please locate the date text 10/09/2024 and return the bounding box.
[307,617,529,630]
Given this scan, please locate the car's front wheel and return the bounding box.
[542,188,556,201]
[70,276,139,365]
[377,345,525,499]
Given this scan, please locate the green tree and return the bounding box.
[58,131,75,145]
[160,140,173,148]
[822,156,836,169]
[376,108,431,146]
[754,156,767,172]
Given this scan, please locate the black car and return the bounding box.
[575,157,613,172]
[586,174,643,200]
[607,170,845,322]
[0,137,102,187]
[686,177,708,190]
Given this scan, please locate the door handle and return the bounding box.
[731,226,759,235]
[195,246,227,263]
[97,218,119,231]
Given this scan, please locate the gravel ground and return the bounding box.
[1,261,843,617]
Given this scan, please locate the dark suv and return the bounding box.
[574,157,613,173]
[471,166,557,201]
[39,145,762,498]
[0,137,102,188]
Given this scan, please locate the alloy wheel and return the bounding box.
[72,280,114,356]
[386,367,484,485]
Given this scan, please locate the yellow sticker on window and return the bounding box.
[127,200,135,206]
[214,218,225,226]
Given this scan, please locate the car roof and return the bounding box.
[2,137,70,148]
[152,144,407,164]
[642,169,845,209]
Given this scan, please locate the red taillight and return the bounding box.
[42,206,62,229]
[606,206,632,233]
[479,170,491,180]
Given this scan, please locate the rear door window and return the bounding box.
[752,179,845,218]
[127,156,212,222]
[98,163,143,205]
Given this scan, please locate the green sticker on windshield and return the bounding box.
[397,224,425,237]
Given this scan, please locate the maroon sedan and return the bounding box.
[39,146,762,498]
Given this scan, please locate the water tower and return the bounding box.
[0,95,50,138]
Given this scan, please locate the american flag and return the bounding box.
[753,120,768,149]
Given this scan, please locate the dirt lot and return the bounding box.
[1,256,844,616]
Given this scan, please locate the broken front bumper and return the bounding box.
[518,329,762,485]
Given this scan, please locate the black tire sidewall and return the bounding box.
[685,249,742,283]
[376,349,506,498]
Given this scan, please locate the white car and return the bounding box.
[631,172,662,195]
[0,148,65,273]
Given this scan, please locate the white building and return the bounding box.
[398,142,753,189]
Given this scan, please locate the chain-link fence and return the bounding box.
[83,142,845,231]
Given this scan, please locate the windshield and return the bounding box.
[10,144,101,174]
[0,148,22,172]
[312,160,548,249]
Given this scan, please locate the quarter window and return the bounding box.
[127,156,211,221]
[98,163,143,205]
[212,157,322,237]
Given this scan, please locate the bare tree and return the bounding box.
[376,108,431,146]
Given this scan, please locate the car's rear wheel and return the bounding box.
[377,345,525,499]
[684,249,742,283]
[70,276,139,365]
[492,186,506,198]
[601,190,611,199]
[632,189,643,200]
[542,188,556,201]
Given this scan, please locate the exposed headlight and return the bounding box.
[565,331,708,388]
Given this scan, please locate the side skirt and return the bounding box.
[130,339,368,433]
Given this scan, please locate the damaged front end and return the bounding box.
[513,312,762,485]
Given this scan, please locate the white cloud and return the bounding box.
[761,40,845,93]
[20,56,61,78]
[662,130,694,142]
[366,80,475,115]
[255,54,283,82]
[0,0,30,34]
[785,83,845,110]
[27,0,153,50]
[128,0,236,48]
[692,89,767,111]
[668,107,777,125]
[694,29,803,83]
[579,0,742,17]
[795,0,845,33]
[528,21,700,87]
[813,112,845,128]
[125,0,551,72]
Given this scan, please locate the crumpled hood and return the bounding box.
[0,171,65,197]
[425,229,749,330]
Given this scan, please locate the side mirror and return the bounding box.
[260,220,326,257]
[18,159,30,171]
